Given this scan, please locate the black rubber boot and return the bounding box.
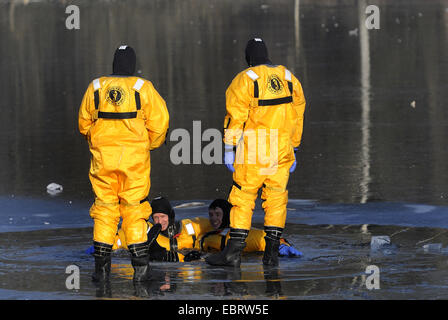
[262,227,283,266]
[205,229,248,267]
[129,241,151,283]
[92,242,112,282]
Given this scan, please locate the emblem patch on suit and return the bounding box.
[267,74,284,95]
[106,86,126,106]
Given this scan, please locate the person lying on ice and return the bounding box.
[194,199,302,260]
[87,198,301,261]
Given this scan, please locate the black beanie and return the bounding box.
[209,199,232,229]
[112,45,136,76]
[245,38,271,67]
[151,196,175,225]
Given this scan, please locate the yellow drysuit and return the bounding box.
[113,217,214,262]
[79,76,169,246]
[112,217,291,260]
[200,226,290,253]
[224,65,306,230]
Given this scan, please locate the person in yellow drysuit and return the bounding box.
[146,197,213,262]
[199,199,302,257]
[78,45,169,283]
[206,38,306,267]
[110,196,214,262]
[105,198,301,261]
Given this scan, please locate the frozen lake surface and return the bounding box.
[1,197,448,300]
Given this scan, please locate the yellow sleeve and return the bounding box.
[155,233,171,250]
[220,228,266,252]
[291,74,306,148]
[78,82,95,137]
[145,220,172,251]
[191,217,214,237]
[141,81,170,150]
[174,217,214,250]
[200,233,224,251]
[223,71,253,146]
[243,228,266,252]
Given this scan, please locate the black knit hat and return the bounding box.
[209,199,232,229]
[151,196,175,225]
[112,45,136,76]
[245,38,271,67]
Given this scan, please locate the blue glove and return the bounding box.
[85,245,95,255]
[289,148,299,173]
[279,244,303,257]
[224,145,235,172]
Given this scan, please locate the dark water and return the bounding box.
[1,0,448,299]
[1,198,448,299]
[3,215,448,300]
[1,0,447,204]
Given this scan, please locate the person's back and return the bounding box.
[225,63,305,167]
[206,38,306,268]
[82,75,168,150]
[79,45,169,283]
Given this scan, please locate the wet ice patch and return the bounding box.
[281,201,448,229]
[423,243,442,253]
[0,196,92,232]
[288,199,317,205]
[404,204,436,214]
[174,202,206,209]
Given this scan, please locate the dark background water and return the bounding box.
[0,0,447,206]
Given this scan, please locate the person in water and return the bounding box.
[145,196,213,262]
[88,198,301,261]
[110,196,214,262]
[198,199,302,258]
